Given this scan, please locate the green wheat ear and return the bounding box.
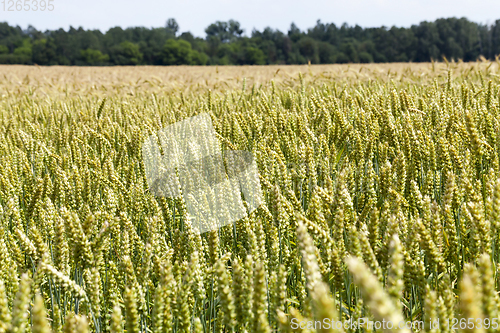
[0,63,499,333]
[96,98,106,119]
[32,294,51,333]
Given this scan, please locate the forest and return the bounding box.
[0,17,499,65]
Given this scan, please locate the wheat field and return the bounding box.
[0,62,500,333]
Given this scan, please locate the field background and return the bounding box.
[0,62,500,333]
[2,62,499,96]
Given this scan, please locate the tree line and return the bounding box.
[0,17,499,66]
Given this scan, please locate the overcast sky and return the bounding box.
[2,0,500,37]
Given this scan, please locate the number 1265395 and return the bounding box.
[2,0,54,11]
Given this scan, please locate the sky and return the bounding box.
[1,0,500,37]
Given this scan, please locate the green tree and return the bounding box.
[14,38,32,57]
[162,39,193,65]
[288,22,302,42]
[341,41,358,62]
[109,41,143,65]
[32,38,58,65]
[335,52,349,63]
[191,50,208,65]
[80,48,109,65]
[317,42,336,63]
[244,46,265,65]
[358,51,373,63]
[205,20,243,43]
[166,18,179,37]
[297,37,319,63]
[2,38,34,64]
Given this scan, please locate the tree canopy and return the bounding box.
[0,17,498,65]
